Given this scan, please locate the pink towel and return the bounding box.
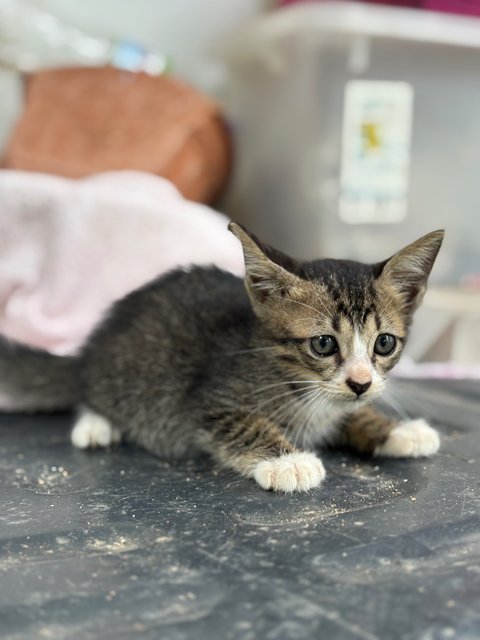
[0,170,244,356]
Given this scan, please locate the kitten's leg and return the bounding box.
[206,414,326,492]
[71,409,122,449]
[339,406,440,458]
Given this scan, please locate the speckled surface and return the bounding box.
[0,379,479,640]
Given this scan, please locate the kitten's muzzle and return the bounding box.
[346,378,372,397]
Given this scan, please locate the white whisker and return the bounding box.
[303,389,326,448]
[225,346,280,355]
[294,390,322,450]
[265,388,319,438]
[378,390,411,421]
[245,385,319,422]
[270,295,333,319]
[283,387,328,447]
[251,380,320,395]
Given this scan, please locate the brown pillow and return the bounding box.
[4,66,232,204]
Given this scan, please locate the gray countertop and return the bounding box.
[1,379,479,640]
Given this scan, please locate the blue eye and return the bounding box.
[374,334,397,356]
[310,335,338,357]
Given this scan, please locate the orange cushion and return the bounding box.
[4,67,232,204]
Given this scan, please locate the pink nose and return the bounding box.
[346,378,372,396]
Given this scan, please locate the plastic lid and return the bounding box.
[219,2,480,62]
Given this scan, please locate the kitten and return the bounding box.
[0,223,444,492]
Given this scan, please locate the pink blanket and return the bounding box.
[0,170,244,355]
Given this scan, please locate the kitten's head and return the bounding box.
[229,222,444,407]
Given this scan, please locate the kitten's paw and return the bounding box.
[375,419,440,458]
[253,452,326,492]
[71,411,120,449]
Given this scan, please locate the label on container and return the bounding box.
[339,81,413,224]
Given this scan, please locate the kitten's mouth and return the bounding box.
[334,393,372,407]
[345,395,366,403]
[342,388,382,405]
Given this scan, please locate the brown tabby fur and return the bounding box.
[0,223,444,491]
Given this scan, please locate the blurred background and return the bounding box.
[0,0,479,375]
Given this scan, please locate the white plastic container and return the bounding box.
[219,3,480,284]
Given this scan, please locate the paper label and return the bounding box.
[339,81,414,224]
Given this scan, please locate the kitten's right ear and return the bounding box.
[228,222,298,302]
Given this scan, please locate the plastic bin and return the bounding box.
[219,2,480,284]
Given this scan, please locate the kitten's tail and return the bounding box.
[0,336,80,412]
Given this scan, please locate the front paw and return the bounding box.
[375,419,440,458]
[71,411,120,449]
[253,452,326,492]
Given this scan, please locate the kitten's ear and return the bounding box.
[378,230,444,311]
[228,222,298,301]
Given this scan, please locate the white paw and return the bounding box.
[375,419,440,458]
[253,452,326,493]
[71,411,119,449]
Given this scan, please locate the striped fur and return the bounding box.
[0,224,444,491]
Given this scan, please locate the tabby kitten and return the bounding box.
[0,223,444,492]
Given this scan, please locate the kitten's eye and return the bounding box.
[310,335,338,357]
[374,334,397,356]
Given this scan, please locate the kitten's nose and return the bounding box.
[346,378,372,397]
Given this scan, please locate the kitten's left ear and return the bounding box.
[228,222,298,302]
[378,230,444,311]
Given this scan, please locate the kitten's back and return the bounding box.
[80,266,253,454]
